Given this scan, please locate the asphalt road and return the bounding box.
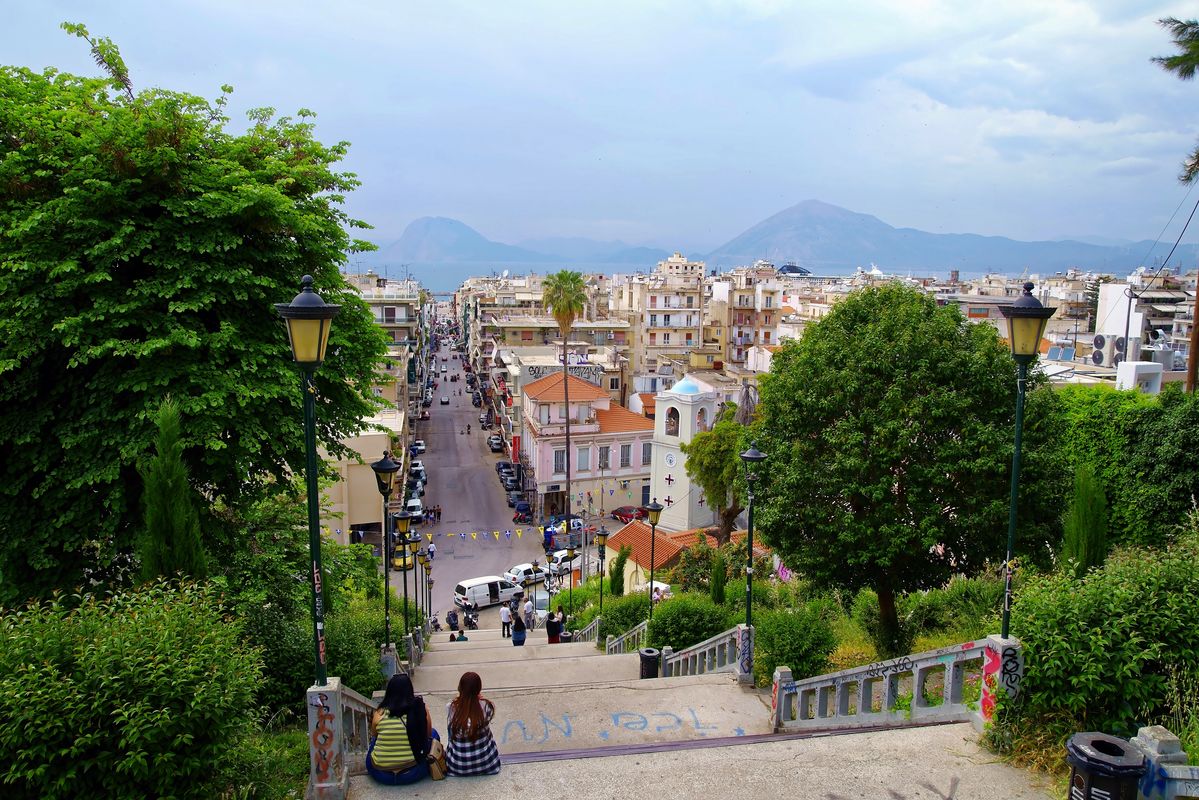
[387,345,545,624]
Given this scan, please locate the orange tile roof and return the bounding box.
[604,520,687,570]
[523,372,609,402]
[596,405,653,434]
[638,392,657,411]
[663,526,774,558]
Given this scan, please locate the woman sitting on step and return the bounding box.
[366,673,440,785]
[445,671,502,776]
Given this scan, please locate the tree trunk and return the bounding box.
[715,503,742,545]
[875,581,904,658]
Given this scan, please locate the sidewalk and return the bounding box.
[348,722,1053,799]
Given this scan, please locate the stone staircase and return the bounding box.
[329,626,1051,800]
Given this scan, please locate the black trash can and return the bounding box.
[1065,732,1145,800]
[560,631,574,643]
[638,647,660,679]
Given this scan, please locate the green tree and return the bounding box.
[681,402,746,544]
[709,550,727,605]
[0,28,388,602]
[1061,464,1108,577]
[137,397,206,581]
[1154,17,1199,183]
[609,544,631,597]
[542,270,587,522]
[753,283,1058,657]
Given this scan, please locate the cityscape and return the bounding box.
[3,4,1199,800]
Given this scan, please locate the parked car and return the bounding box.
[472,397,482,407]
[441,365,448,373]
[419,410,431,420]
[405,498,424,521]
[547,549,582,576]
[406,482,424,498]
[548,517,596,545]
[488,435,504,453]
[440,396,449,405]
[504,562,548,586]
[412,439,426,454]
[501,475,520,491]
[421,397,433,408]
[506,490,523,507]
[479,412,489,425]
[611,505,647,523]
[496,462,515,475]
[513,501,533,523]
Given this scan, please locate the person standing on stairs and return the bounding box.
[511,612,526,646]
[523,595,534,631]
[499,602,511,638]
[445,671,502,776]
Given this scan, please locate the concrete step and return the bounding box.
[414,652,641,693]
[348,722,1053,800]
[434,626,540,642]
[418,672,771,756]
[424,631,551,650]
[421,642,603,667]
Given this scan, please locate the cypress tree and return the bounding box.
[710,551,727,605]
[609,545,631,597]
[1062,463,1108,577]
[137,398,207,580]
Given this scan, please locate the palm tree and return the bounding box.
[543,270,587,529]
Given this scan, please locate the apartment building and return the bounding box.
[609,253,706,377]
[345,272,427,411]
[708,262,783,364]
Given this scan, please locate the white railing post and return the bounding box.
[976,635,1023,732]
[772,667,794,731]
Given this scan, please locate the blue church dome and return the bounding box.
[668,376,702,395]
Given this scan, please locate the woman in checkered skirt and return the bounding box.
[445,671,502,776]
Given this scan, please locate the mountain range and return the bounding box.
[366,201,1198,275]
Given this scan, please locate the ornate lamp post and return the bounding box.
[393,512,413,637]
[275,275,340,686]
[595,527,609,615]
[407,533,423,628]
[739,444,767,634]
[370,451,402,649]
[417,549,430,630]
[566,544,577,616]
[998,282,1056,639]
[642,500,664,623]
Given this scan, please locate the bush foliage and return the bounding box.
[754,604,838,685]
[647,593,731,650]
[0,582,263,799]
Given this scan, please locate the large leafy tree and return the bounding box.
[0,28,388,602]
[680,402,745,544]
[1154,17,1199,183]
[752,283,1060,655]
[542,270,587,521]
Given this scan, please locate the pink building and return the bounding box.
[522,373,654,520]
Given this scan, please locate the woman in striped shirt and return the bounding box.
[366,673,440,785]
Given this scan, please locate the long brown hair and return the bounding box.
[449,671,492,740]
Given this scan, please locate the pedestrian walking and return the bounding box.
[511,613,526,646]
[428,541,436,561]
[545,605,561,644]
[499,603,511,638]
[445,672,502,776]
[523,595,534,631]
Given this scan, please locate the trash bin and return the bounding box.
[560,631,574,643]
[1065,732,1145,800]
[638,647,660,679]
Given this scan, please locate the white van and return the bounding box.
[453,575,523,609]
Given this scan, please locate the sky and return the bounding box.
[6,0,1199,253]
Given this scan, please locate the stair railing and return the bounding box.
[306,677,377,799]
[770,635,1023,734]
[606,619,648,654]
[661,624,753,684]
[573,615,601,643]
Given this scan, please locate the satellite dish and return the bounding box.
[502,269,509,278]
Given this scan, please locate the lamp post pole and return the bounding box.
[566,545,576,616]
[740,444,767,633]
[393,512,412,638]
[370,452,402,650]
[408,534,422,630]
[643,501,664,624]
[595,528,609,616]
[998,282,1056,639]
[275,275,340,687]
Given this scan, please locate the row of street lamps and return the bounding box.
[278,276,1053,688]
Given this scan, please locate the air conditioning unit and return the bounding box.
[606,333,615,340]
[1090,341,1119,367]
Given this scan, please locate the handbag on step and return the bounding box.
[427,739,447,780]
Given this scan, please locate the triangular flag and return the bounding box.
[426,533,432,542]
[459,532,466,540]
[505,531,512,541]
[516,529,522,539]
[493,531,499,540]
[471,532,477,540]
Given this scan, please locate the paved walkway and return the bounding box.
[349,722,1053,799]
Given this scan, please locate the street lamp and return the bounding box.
[370,451,402,649]
[595,527,609,616]
[566,544,576,616]
[418,549,429,630]
[998,282,1056,639]
[642,500,664,623]
[275,275,340,686]
[739,444,767,635]
[393,512,412,637]
[407,533,422,628]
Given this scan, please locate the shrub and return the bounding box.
[0,581,263,799]
[325,592,419,696]
[754,603,838,685]
[647,593,730,650]
[595,591,649,642]
[1000,528,1199,765]
[243,602,313,715]
[850,588,915,657]
[671,538,714,592]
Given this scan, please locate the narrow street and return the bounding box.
[388,343,546,625]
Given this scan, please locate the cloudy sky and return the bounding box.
[6,1,1199,252]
